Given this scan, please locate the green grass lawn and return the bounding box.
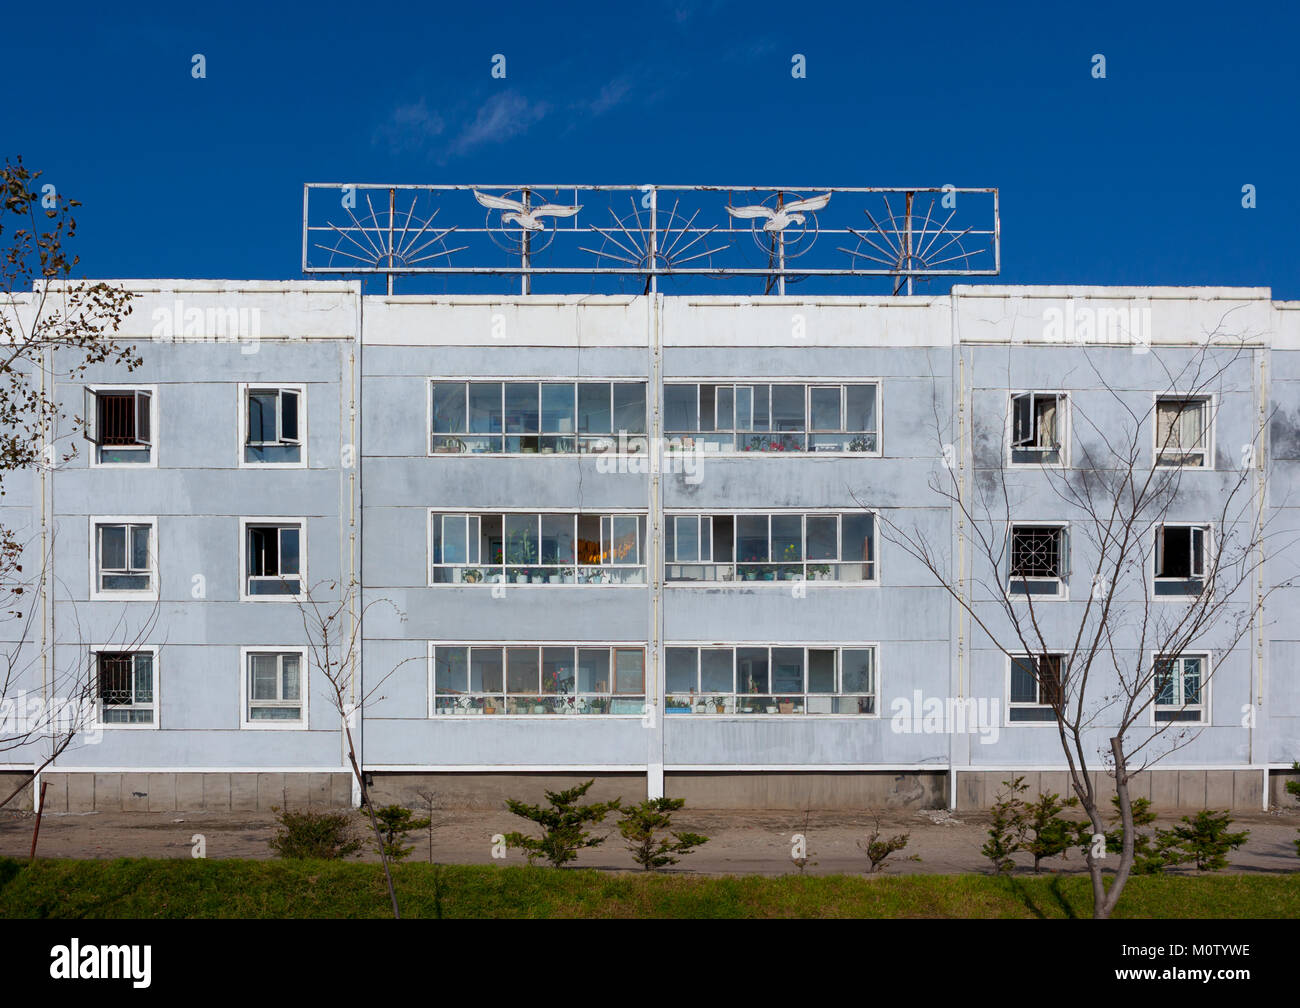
[1,857,1297,918]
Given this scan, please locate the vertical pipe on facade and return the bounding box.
[1254,350,1267,804]
[38,338,50,799]
[647,291,665,799]
[348,292,362,805]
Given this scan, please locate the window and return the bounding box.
[242,520,304,598]
[1009,654,1063,722]
[242,649,306,727]
[1011,392,1067,465]
[1009,525,1068,596]
[242,385,302,465]
[665,512,876,583]
[663,645,877,714]
[430,380,647,455]
[429,512,647,584]
[96,650,156,726]
[664,381,879,454]
[429,644,645,715]
[92,518,157,599]
[83,386,155,465]
[1154,655,1207,723]
[1154,524,1210,595]
[1155,397,1210,468]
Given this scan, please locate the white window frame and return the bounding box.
[239,517,307,602]
[1152,522,1213,595]
[89,515,159,602]
[1008,521,1070,600]
[663,508,880,586]
[426,508,648,587]
[426,378,650,457]
[84,384,159,469]
[426,641,649,718]
[93,645,160,729]
[1006,652,1065,725]
[1153,394,1214,470]
[1007,390,1070,467]
[660,642,880,718]
[240,646,309,729]
[238,383,306,468]
[662,378,883,457]
[1150,652,1210,725]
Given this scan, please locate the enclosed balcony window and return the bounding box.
[663,645,876,715]
[665,512,875,583]
[430,644,646,715]
[430,380,647,455]
[430,511,647,584]
[664,381,879,454]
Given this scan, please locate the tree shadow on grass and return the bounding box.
[1003,873,1085,919]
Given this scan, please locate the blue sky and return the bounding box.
[4,0,1297,296]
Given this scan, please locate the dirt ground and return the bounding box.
[4,806,1299,876]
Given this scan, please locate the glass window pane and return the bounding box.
[612,383,646,435]
[674,516,699,562]
[735,386,753,431]
[540,514,575,564]
[282,655,301,700]
[506,647,539,693]
[578,382,612,434]
[468,382,502,434]
[436,647,469,693]
[613,649,644,694]
[750,385,769,431]
[772,648,804,693]
[736,515,769,562]
[100,526,126,570]
[1183,658,1202,704]
[134,653,154,702]
[810,387,841,430]
[841,513,874,565]
[806,516,837,561]
[666,648,698,693]
[772,385,805,432]
[541,383,575,433]
[130,525,150,570]
[471,648,504,692]
[808,650,836,693]
[714,386,735,432]
[664,385,697,431]
[700,649,734,692]
[280,528,300,575]
[771,515,802,563]
[505,382,539,434]
[281,391,299,442]
[249,527,276,576]
[249,392,276,442]
[841,650,874,693]
[542,647,575,694]
[846,385,877,431]
[250,654,278,700]
[504,514,539,564]
[737,648,769,694]
[577,649,609,693]
[611,516,640,565]
[1010,657,1039,703]
[440,515,467,564]
[431,382,467,433]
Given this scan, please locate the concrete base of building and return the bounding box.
[368,772,641,810]
[0,772,34,811]
[954,769,1270,812]
[33,772,353,813]
[1270,767,1300,809]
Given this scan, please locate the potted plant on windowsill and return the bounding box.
[665,695,690,714]
[808,563,832,581]
[778,699,795,715]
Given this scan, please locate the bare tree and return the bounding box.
[290,578,420,918]
[1,158,138,809]
[879,329,1289,918]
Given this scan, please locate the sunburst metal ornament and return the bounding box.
[313,189,464,293]
[580,196,726,292]
[840,192,984,294]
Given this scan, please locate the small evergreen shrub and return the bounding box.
[617,797,709,871]
[268,808,362,860]
[1158,810,1249,872]
[503,780,621,867]
[374,805,432,863]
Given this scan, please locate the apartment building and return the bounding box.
[4,279,1299,813]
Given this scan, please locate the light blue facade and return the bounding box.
[7,281,1299,809]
